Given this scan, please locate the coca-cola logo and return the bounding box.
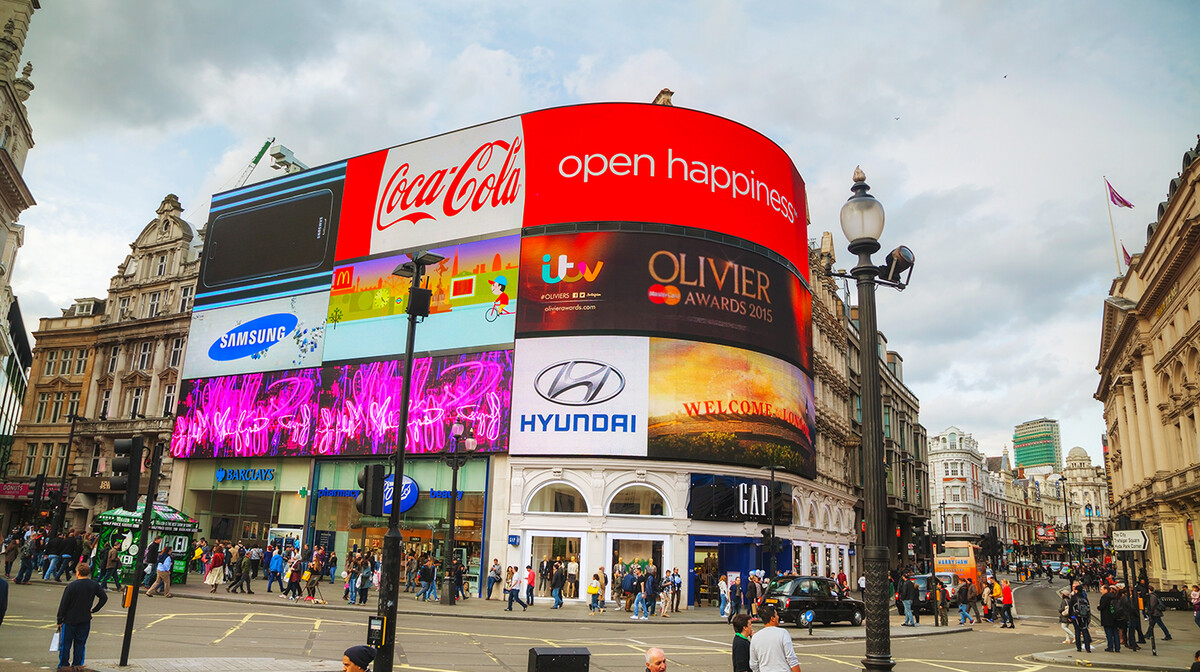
[376,137,524,231]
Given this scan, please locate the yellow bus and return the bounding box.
[934,541,986,590]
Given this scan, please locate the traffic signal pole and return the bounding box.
[119,440,161,668]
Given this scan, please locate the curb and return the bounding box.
[1030,651,1188,672]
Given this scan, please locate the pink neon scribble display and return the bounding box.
[171,369,321,459]
[171,349,513,459]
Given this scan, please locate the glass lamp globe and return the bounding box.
[840,167,885,243]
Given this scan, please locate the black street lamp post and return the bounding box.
[376,251,443,672]
[51,413,87,537]
[440,421,477,606]
[828,167,914,672]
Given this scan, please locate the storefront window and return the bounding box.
[608,485,667,516]
[527,482,587,513]
[310,457,488,588]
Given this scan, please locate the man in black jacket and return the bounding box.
[57,563,107,669]
[550,562,566,609]
[731,613,752,672]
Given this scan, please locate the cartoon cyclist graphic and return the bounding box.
[485,275,513,322]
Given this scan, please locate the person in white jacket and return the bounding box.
[506,567,527,611]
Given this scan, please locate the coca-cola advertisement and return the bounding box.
[516,230,812,372]
[336,116,526,261]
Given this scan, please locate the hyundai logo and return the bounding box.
[534,359,625,406]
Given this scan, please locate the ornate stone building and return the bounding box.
[1096,134,1200,588]
[1061,446,1110,558]
[802,233,860,577]
[0,0,39,532]
[826,234,930,570]
[929,427,986,541]
[8,195,199,530]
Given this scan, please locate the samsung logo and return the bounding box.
[208,313,298,361]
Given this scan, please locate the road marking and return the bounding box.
[801,653,862,667]
[918,660,970,672]
[141,614,176,630]
[685,636,727,646]
[210,613,253,644]
[628,638,649,646]
[302,619,322,656]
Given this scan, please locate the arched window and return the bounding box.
[526,482,588,513]
[608,485,668,516]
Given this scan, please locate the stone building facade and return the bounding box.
[1096,134,1200,588]
[928,426,986,541]
[8,195,199,530]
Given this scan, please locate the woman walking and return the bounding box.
[718,574,729,619]
[204,545,225,593]
[587,573,601,614]
[1058,589,1074,644]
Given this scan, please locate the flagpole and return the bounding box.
[1105,176,1122,276]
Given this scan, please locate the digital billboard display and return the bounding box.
[324,235,520,362]
[647,339,815,478]
[507,335,813,476]
[509,335,649,457]
[180,291,328,379]
[516,230,811,372]
[197,163,346,311]
[172,349,513,459]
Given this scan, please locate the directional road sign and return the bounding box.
[1111,529,1148,552]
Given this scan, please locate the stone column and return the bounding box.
[1119,381,1146,487]
[1138,354,1171,473]
[110,344,128,416]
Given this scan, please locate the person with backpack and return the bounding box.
[1144,585,1171,640]
[1116,584,1138,651]
[1070,582,1094,653]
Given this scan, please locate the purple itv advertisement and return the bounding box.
[172,349,513,459]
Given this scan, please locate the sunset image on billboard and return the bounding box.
[647,338,815,477]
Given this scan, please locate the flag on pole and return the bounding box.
[1121,244,1132,267]
[1106,179,1134,208]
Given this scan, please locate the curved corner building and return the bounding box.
[170,102,845,608]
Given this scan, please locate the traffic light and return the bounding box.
[936,534,946,554]
[355,464,385,517]
[31,473,45,512]
[111,437,144,512]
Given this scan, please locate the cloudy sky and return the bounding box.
[12,1,1199,466]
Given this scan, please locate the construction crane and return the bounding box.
[231,137,275,188]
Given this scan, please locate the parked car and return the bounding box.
[893,573,960,614]
[761,575,865,626]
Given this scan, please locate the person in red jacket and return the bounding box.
[1000,578,1015,628]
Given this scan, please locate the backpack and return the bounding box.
[1071,598,1090,621]
[1112,598,1128,622]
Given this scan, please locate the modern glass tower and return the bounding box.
[1012,418,1062,469]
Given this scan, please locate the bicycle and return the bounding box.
[485,303,513,322]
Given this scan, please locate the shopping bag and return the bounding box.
[50,630,60,652]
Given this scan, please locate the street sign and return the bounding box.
[1111,529,1148,551]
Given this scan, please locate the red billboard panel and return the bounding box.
[516,230,811,372]
[522,104,808,277]
[335,104,809,274]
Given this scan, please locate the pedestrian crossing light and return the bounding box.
[111,437,144,512]
[355,464,386,517]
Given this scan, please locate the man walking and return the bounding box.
[145,548,174,598]
[899,574,917,626]
[732,613,753,672]
[551,561,566,609]
[98,541,122,592]
[749,605,800,672]
[1144,585,1172,640]
[56,563,107,669]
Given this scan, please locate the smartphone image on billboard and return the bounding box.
[201,189,334,291]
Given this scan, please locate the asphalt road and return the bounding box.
[2,577,1196,671]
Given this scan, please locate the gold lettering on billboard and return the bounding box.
[647,251,770,302]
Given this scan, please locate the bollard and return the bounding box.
[528,647,590,672]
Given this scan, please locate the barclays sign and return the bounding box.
[216,468,276,483]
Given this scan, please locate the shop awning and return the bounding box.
[94,502,200,534]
